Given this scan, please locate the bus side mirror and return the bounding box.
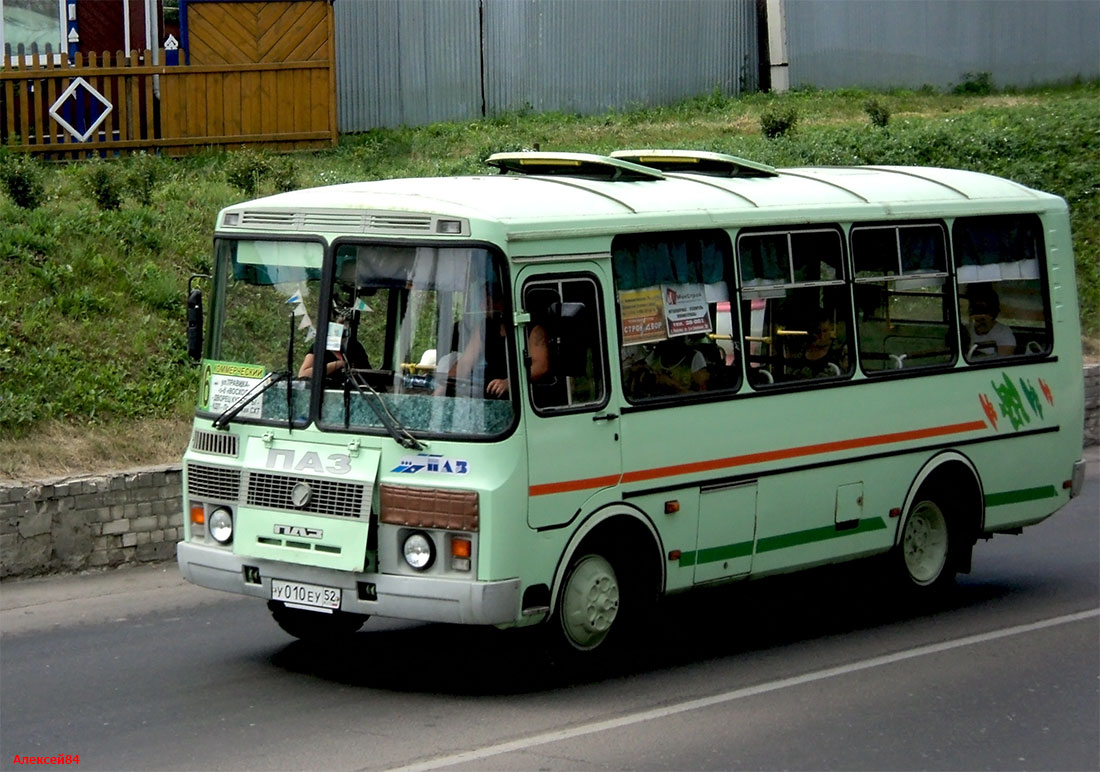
[187,288,204,362]
[549,301,588,376]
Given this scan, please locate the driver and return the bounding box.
[299,304,370,385]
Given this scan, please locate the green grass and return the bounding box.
[1,82,1098,473]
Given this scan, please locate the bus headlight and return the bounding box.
[403,531,435,570]
[209,507,234,544]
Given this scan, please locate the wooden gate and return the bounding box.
[0,1,336,158]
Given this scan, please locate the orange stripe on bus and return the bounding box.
[528,419,988,497]
[530,474,624,497]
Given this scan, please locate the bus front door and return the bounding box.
[520,270,622,529]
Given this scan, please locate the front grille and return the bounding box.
[187,463,241,501]
[246,472,365,518]
[191,430,239,457]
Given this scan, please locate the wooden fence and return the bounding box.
[1,8,336,158]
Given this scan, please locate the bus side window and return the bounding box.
[954,214,1051,362]
[611,229,740,402]
[851,223,954,374]
[737,227,852,386]
[523,277,607,411]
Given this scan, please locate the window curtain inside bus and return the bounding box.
[739,230,844,287]
[738,234,787,286]
[953,215,1041,284]
[612,233,727,291]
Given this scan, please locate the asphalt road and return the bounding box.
[2,447,1097,772]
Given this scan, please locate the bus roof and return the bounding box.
[218,152,1064,242]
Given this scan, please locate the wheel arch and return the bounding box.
[548,503,665,616]
[898,451,985,554]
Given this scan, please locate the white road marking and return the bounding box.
[384,608,1100,772]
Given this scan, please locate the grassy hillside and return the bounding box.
[2,81,1098,479]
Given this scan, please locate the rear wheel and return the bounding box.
[267,601,368,641]
[894,494,956,592]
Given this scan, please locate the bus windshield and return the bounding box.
[316,243,514,438]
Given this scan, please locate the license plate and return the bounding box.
[271,579,341,610]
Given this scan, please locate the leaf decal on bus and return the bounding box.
[980,393,999,430]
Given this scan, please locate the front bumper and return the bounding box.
[177,542,521,626]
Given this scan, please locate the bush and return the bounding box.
[224,149,273,195]
[127,152,165,206]
[863,98,891,128]
[954,72,994,96]
[269,155,301,193]
[223,149,302,195]
[0,153,46,209]
[760,106,798,139]
[82,160,124,211]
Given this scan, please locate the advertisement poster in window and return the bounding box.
[663,283,711,336]
[619,287,666,345]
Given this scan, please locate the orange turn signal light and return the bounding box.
[190,505,205,525]
[451,537,471,559]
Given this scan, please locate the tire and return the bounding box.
[894,494,956,592]
[556,551,624,653]
[267,600,368,641]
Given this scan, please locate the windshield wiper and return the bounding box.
[212,370,289,429]
[343,370,424,450]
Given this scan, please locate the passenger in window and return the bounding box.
[438,301,552,399]
[526,322,551,383]
[965,288,1015,358]
[625,336,709,397]
[786,310,849,379]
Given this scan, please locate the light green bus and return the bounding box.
[178,150,1087,651]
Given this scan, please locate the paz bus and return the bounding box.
[178,150,1086,652]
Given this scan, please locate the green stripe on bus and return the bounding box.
[985,485,1058,507]
[757,517,888,553]
[694,541,754,565]
[679,517,888,566]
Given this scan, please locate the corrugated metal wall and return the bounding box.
[483,0,758,116]
[784,0,1100,91]
[336,0,759,132]
[334,0,483,131]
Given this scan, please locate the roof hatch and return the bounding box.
[610,149,778,177]
[485,151,666,181]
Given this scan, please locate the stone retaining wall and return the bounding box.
[2,365,1098,580]
[1,466,182,578]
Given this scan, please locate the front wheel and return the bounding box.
[557,552,623,652]
[894,496,955,592]
[267,601,368,641]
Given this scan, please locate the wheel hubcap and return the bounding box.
[560,555,620,650]
[903,501,948,585]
